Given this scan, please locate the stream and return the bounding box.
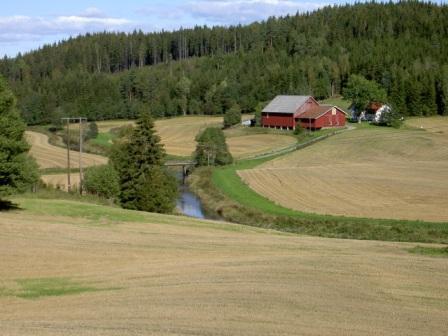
[176,184,206,219]
[172,169,207,219]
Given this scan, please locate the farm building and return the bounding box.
[261,95,347,130]
[349,101,392,123]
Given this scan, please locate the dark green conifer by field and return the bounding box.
[0,76,39,205]
[110,112,177,213]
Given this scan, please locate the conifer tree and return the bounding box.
[0,76,39,203]
[110,111,177,213]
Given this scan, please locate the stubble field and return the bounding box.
[96,116,296,158]
[239,118,448,222]
[26,131,107,169]
[1,197,447,335]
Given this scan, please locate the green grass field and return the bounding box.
[320,96,351,110]
[90,132,115,148]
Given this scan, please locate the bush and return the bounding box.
[294,124,304,135]
[86,121,99,140]
[195,127,233,166]
[83,165,120,199]
[223,104,241,128]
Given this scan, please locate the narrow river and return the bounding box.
[176,185,206,219]
[172,169,207,219]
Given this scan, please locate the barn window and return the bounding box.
[332,107,336,115]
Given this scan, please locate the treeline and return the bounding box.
[1,1,448,124]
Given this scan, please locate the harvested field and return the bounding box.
[1,197,447,335]
[227,134,296,159]
[239,118,448,222]
[41,173,80,191]
[405,116,448,135]
[155,116,224,156]
[26,131,107,169]
[97,116,293,158]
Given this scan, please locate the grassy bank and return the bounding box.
[188,129,448,243]
[190,167,448,243]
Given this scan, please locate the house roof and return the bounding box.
[262,95,312,114]
[297,105,348,119]
[298,105,333,119]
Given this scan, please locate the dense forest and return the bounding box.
[1,1,448,125]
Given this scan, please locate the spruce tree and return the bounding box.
[110,111,177,213]
[0,76,39,203]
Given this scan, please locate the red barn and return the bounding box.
[261,95,347,130]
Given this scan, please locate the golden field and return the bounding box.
[26,131,107,169]
[1,198,447,335]
[239,118,448,222]
[97,116,295,158]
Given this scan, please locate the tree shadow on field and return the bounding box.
[0,199,21,211]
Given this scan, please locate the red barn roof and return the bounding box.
[298,105,348,119]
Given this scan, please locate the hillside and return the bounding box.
[1,2,448,124]
[239,117,448,222]
[1,197,447,335]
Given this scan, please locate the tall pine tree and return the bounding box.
[0,76,39,204]
[110,111,177,213]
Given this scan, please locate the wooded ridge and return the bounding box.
[1,1,447,124]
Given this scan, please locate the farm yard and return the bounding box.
[239,118,448,222]
[1,197,447,335]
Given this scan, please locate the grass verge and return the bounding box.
[189,131,448,243]
[408,246,448,257]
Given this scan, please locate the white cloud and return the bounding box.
[0,9,132,43]
[185,0,327,23]
[138,0,328,25]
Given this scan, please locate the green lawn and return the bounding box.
[408,246,448,257]
[320,96,351,111]
[90,132,116,148]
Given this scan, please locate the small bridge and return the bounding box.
[165,160,196,183]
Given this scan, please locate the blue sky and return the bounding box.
[0,0,441,57]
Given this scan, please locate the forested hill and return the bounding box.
[1,1,448,124]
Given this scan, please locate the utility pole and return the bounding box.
[66,119,71,192]
[62,117,87,194]
[78,117,85,195]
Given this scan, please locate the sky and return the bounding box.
[0,0,442,57]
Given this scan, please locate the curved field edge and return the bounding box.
[189,156,448,244]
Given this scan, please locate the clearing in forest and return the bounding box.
[239,118,448,222]
[1,197,447,335]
